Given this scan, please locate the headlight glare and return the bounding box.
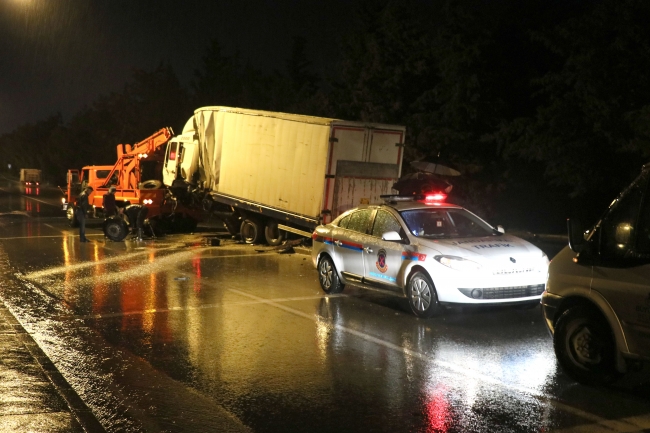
[434,255,482,272]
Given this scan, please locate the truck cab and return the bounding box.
[162,132,198,192]
[62,166,115,225]
[542,164,650,384]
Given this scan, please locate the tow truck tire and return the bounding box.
[141,180,162,189]
[104,217,128,242]
[264,220,285,246]
[554,305,621,385]
[67,206,79,228]
[407,271,441,318]
[240,218,263,244]
[318,256,344,294]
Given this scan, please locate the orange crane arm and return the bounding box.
[117,127,174,159]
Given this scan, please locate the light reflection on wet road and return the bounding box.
[0,179,648,432]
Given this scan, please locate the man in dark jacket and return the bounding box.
[76,186,93,242]
[103,186,118,217]
[124,204,149,240]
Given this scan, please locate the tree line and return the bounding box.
[2,0,649,232]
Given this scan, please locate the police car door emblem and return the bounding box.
[376,249,388,273]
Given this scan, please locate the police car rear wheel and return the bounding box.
[554,305,620,385]
[407,271,441,318]
[318,256,344,294]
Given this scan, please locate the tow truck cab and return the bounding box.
[542,163,650,385]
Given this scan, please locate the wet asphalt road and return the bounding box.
[0,179,649,433]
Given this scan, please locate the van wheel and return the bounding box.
[407,271,441,318]
[240,218,263,244]
[104,217,128,241]
[264,220,285,246]
[67,206,79,228]
[318,256,344,294]
[554,305,621,385]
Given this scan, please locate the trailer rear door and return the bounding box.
[322,124,405,223]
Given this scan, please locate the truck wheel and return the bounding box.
[554,305,621,385]
[67,206,79,228]
[103,217,128,242]
[407,271,441,318]
[264,220,285,246]
[318,256,344,294]
[240,218,263,244]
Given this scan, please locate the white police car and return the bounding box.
[312,194,549,318]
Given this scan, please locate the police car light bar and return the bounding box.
[424,193,447,203]
[380,193,447,204]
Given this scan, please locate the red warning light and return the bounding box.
[424,193,447,203]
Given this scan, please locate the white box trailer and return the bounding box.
[19,168,41,185]
[163,106,405,244]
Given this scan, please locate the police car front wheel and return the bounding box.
[407,271,441,318]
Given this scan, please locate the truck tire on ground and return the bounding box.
[264,220,285,246]
[141,180,162,189]
[103,217,128,242]
[67,206,79,228]
[240,218,263,244]
[553,305,620,385]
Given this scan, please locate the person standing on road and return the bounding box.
[102,186,118,217]
[76,186,93,242]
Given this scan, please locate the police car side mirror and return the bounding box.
[382,231,402,242]
[567,218,586,253]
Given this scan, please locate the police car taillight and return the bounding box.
[424,193,447,204]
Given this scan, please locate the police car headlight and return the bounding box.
[538,253,549,271]
[434,255,482,272]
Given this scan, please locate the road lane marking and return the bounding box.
[69,252,268,285]
[79,294,346,320]
[0,233,104,240]
[26,251,267,285]
[22,246,185,279]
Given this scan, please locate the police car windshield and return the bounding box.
[400,208,497,239]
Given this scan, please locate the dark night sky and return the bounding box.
[0,0,353,135]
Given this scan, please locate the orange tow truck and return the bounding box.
[62,128,200,236]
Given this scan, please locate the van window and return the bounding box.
[599,172,648,260]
